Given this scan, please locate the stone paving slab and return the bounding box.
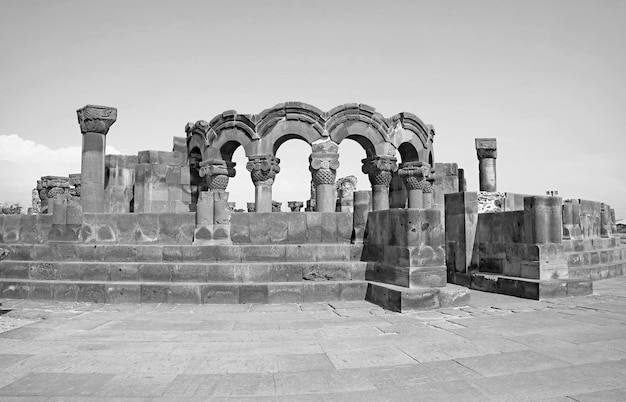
[0,277,625,399]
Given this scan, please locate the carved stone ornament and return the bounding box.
[76,105,117,135]
[246,155,281,186]
[361,155,398,187]
[198,159,236,190]
[309,154,340,186]
[475,138,497,159]
[398,161,431,191]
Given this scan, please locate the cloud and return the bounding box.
[0,134,122,208]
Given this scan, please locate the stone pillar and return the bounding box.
[362,155,398,211]
[601,203,612,238]
[352,191,372,244]
[76,105,117,213]
[475,138,497,192]
[398,161,432,209]
[247,155,280,213]
[288,201,303,212]
[199,159,236,224]
[309,142,340,213]
[458,168,467,192]
[523,196,563,244]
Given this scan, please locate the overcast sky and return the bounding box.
[1,0,625,217]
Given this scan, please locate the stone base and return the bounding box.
[449,272,593,300]
[365,281,470,312]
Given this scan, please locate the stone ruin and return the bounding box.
[0,103,624,311]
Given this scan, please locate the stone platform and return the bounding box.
[1,277,626,400]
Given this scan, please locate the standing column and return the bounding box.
[76,105,117,213]
[398,161,432,209]
[475,138,497,192]
[199,159,236,224]
[309,141,340,212]
[362,155,398,211]
[246,155,280,213]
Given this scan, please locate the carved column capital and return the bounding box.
[246,155,280,186]
[309,154,340,185]
[76,105,117,135]
[199,159,236,190]
[475,138,497,159]
[361,155,398,187]
[398,161,431,191]
[288,201,304,212]
[39,176,70,199]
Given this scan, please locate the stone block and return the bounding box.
[212,224,230,242]
[315,244,351,262]
[239,284,269,304]
[268,283,303,303]
[284,245,316,262]
[30,262,58,280]
[520,262,540,279]
[103,245,136,262]
[135,245,164,262]
[206,263,238,282]
[163,245,182,262]
[249,213,271,243]
[339,282,367,301]
[336,212,353,243]
[35,214,53,243]
[502,258,522,277]
[7,245,34,261]
[321,213,338,243]
[566,280,592,296]
[350,245,364,261]
[270,263,303,282]
[2,215,20,243]
[56,263,83,280]
[350,262,367,280]
[166,167,182,184]
[158,213,180,244]
[109,263,139,281]
[0,261,30,279]
[408,266,447,288]
[18,215,38,243]
[116,213,137,244]
[306,213,322,243]
[138,263,172,282]
[82,263,110,281]
[193,225,213,243]
[106,284,141,303]
[303,262,351,281]
[95,214,117,243]
[140,284,170,303]
[78,244,106,262]
[238,263,272,282]
[1,281,29,299]
[135,213,159,243]
[303,282,341,302]
[212,245,242,262]
[270,213,289,243]
[169,285,201,304]
[52,283,79,302]
[30,282,53,300]
[410,245,445,267]
[241,245,286,262]
[171,264,206,282]
[77,283,106,303]
[286,213,307,244]
[201,284,239,304]
[80,213,97,243]
[230,213,250,244]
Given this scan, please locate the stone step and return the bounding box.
[0,260,366,284]
[568,262,626,280]
[365,281,470,312]
[0,278,368,305]
[0,243,364,263]
[469,273,592,300]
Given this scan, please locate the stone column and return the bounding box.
[309,142,340,213]
[76,105,117,213]
[475,138,497,192]
[398,161,432,209]
[458,168,467,192]
[246,155,280,213]
[362,155,398,211]
[199,159,236,224]
[524,196,563,244]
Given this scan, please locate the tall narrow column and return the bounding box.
[76,105,117,213]
[398,161,432,209]
[362,155,398,211]
[309,141,340,213]
[475,138,497,192]
[246,155,280,213]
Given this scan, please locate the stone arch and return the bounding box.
[251,102,327,156]
[327,103,392,157]
[203,111,257,161]
[389,112,431,163]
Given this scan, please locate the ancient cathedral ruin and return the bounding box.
[0,102,624,311]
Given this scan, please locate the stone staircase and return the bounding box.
[0,243,368,304]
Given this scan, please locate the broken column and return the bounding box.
[309,141,340,213]
[76,105,117,213]
[362,155,398,211]
[247,155,280,213]
[398,161,432,209]
[198,159,236,224]
[475,138,497,192]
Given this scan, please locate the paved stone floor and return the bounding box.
[1,279,626,401]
